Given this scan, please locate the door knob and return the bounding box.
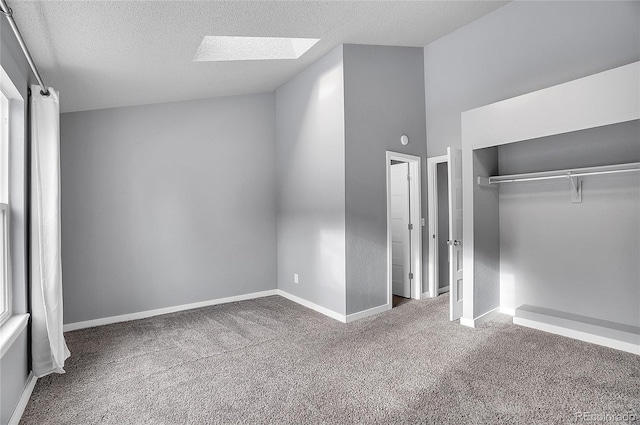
[453,240,461,246]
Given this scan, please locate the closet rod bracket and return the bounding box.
[569,175,582,203]
[477,176,494,188]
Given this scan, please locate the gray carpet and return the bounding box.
[21,295,639,424]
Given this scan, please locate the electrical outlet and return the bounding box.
[294,273,299,284]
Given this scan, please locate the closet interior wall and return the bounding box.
[472,147,500,318]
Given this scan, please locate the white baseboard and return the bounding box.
[276,291,393,324]
[438,286,450,295]
[64,288,397,332]
[459,306,501,328]
[276,290,347,323]
[421,291,431,299]
[459,317,475,328]
[63,289,279,332]
[513,305,640,355]
[500,306,516,316]
[345,303,391,323]
[513,317,639,355]
[8,372,37,425]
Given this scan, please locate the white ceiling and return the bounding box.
[10,1,508,113]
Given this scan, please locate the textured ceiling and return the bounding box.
[10,1,508,112]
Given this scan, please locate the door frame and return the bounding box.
[426,154,449,299]
[386,151,423,306]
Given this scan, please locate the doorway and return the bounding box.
[390,161,411,300]
[427,148,464,321]
[427,156,450,298]
[436,162,450,295]
[427,156,446,298]
[386,152,422,309]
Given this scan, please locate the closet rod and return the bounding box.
[479,162,640,186]
[0,0,50,96]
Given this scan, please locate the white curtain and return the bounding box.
[30,86,70,377]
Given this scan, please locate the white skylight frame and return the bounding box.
[193,36,320,62]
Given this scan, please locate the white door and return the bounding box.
[447,147,463,321]
[391,162,411,298]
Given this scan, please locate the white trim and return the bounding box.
[385,151,423,305]
[8,371,37,425]
[3,66,25,332]
[0,65,20,329]
[0,313,28,358]
[427,155,449,301]
[421,291,431,299]
[462,62,639,149]
[0,203,11,327]
[461,148,475,323]
[438,285,449,295]
[513,317,639,356]
[345,303,391,323]
[409,158,423,301]
[63,290,278,331]
[459,317,474,328]
[458,306,500,328]
[277,290,393,323]
[1,67,22,100]
[500,306,516,316]
[63,288,398,333]
[276,290,347,323]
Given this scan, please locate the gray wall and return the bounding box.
[472,147,500,317]
[275,45,346,315]
[343,45,427,314]
[436,162,449,290]
[424,0,640,158]
[499,121,640,327]
[1,15,31,425]
[60,93,277,324]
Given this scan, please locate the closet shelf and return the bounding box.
[478,161,640,186]
[477,161,640,203]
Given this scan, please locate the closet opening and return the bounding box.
[494,121,640,329]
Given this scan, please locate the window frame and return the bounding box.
[0,73,15,328]
[0,202,9,326]
[0,88,10,327]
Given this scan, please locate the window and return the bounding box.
[0,88,10,326]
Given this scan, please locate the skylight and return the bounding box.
[193,36,320,62]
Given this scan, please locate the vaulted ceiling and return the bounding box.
[10,1,508,112]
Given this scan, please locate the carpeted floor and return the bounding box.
[21,295,639,424]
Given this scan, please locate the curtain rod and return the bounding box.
[0,0,50,96]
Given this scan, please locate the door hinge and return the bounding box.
[407,174,411,181]
[409,272,414,280]
[408,223,413,230]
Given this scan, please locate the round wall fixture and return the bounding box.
[400,135,409,146]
